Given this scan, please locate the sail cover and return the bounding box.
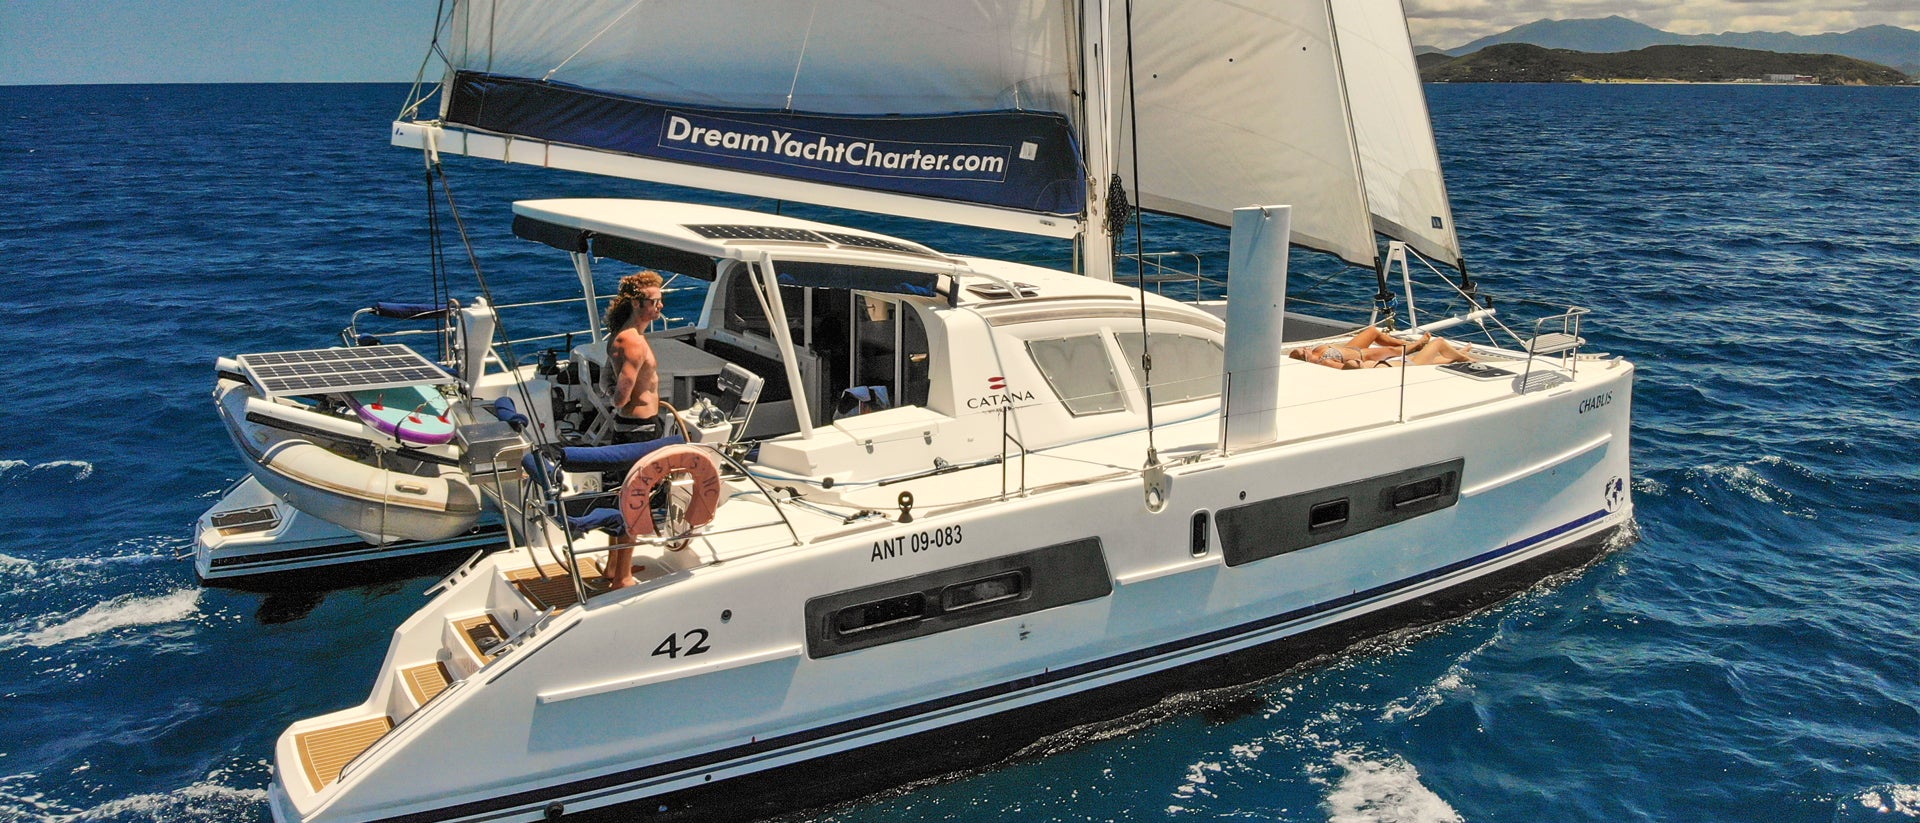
[1332,0,1463,267]
[430,1,1085,221]
[1114,0,1378,268]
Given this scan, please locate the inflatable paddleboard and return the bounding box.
[348,384,457,446]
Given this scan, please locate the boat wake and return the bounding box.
[0,588,201,651]
[0,775,266,822]
[1322,750,1463,823]
[1841,785,1920,820]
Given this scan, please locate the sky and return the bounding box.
[2,0,1919,86]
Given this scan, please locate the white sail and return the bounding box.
[404,0,1463,270]
[444,0,1076,115]
[1112,0,1379,268]
[404,0,1087,238]
[1333,0,1464,267]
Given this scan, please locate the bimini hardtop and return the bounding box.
[268,198,1635,823]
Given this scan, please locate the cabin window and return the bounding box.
[852,294,897,407]
[940,571,1026,612]
[1391,477,1446,509]
[1026,336,1125,415]
[1114,332,1224,405]
[832,592,927,636]
[1308,499,1350,531]
[723,269,804,339]
[901,305,931,407]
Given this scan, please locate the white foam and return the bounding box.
[3,589,201,650]
[0,459,96,482]
[1172,759,1224,798]
[1854,785,1920,816]
[37,460,95,480]
[1381,633,1498,723]
[66,779,266,821]
[1323,751,1462,823]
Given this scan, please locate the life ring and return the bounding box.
[605,444,725,589]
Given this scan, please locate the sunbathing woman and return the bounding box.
[1289,327,1475,370]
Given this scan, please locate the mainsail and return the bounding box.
[395,0,1464,272]
[401,0,1086,238]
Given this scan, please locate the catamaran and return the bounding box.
[265,1,1635,821]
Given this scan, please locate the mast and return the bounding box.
[1077,0,1117,282]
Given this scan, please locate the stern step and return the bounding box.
[453,615,508,664]
[507,558,605,610]
[401,661,452,705]
[295,716,392,791]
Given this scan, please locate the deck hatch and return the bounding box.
[1217,458,1465,567]
[210,505,280,535]
[805,538,1111,658]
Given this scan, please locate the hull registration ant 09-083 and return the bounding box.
[871,525,964,561]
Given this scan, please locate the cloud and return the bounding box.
[1405,1,1920,49]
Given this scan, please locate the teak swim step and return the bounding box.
[295,716,392,791]
[507,558,605,611]
[401,662,451,706]
[453,614,508,663]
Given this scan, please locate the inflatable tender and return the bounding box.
[215,378,481,545]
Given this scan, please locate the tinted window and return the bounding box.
[832,593,926,636]
[1026,336,1125,415]
[1115,332,1223,405]
[940,572,1025,611]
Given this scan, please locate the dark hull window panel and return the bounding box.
[805,538,1112,658]
[1217,458,1466,567]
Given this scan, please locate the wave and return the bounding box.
[1840,785,1920,820]
[0,589,200,651]
[0,459,96,483]
[0,776,266,822]
[1323,751,1462,823]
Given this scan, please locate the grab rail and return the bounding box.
[1518,308,1589,391]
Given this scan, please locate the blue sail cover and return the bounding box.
[447,72,1085,218]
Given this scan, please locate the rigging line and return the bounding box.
[400,0,452,121]
[542,0,648,82]
[1121,0,1157,463]
[430,165,547,446]
[785,0,823,112]
[424,164,449,361]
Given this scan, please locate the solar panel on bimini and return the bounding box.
[236,345,456,397]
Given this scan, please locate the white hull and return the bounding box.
[272,355,1634,822]
[194,476,505,588]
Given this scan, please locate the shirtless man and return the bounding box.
[604,271,665,443]
[601,271,664,591]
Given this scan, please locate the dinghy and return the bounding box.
[265,1,1637,820]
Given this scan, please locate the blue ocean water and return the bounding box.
[1,81,1917,822]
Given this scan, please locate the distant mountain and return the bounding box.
[1451,16,1682,55]
[1422,43,1912,85]
[1446,16,1920,74]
